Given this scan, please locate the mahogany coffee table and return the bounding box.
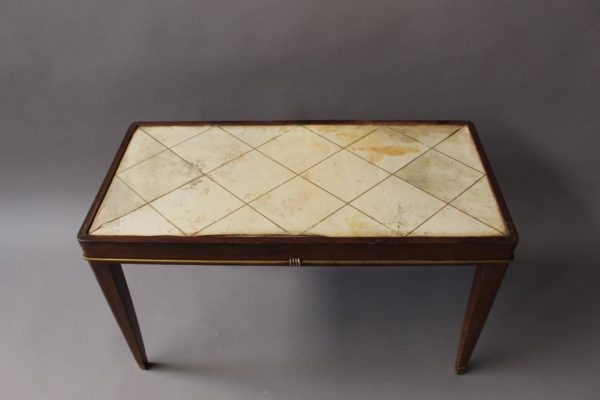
[78,120,518,374]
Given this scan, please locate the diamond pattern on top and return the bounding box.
[117,129,166,172]
[251,177,344,233]
[351,177,445,235]
[347,127,428,172]
[409,205,500,237]
[92,205,182,236]
[389,124,462,147]
[151,177,244,235]
[119,150,203,202]
[209,150,295,202]
[90,123,508,237]
[306,124,377,146]
[141,125,212,147]
[171,127,252,172]
[301,150,388,202]
[220,125,296,147]
[451,178,506,233]
[395,150,483,202]
[306,206,395,237]
[435,126,485,172]
[258,126,341,173]
[90,178,145,232]
[198,206,285,235]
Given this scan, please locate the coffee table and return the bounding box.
[77,120,518,374]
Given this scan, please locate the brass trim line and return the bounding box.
[84,256,511,265]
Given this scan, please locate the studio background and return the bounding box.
[1,1,599,399]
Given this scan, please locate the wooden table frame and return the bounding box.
[78,120,518,374]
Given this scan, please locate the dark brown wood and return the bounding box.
[78,120,519,372]
[455,262,508,374]
[79,239,514,266]
[89,261,148,369]
[77,120,518,265]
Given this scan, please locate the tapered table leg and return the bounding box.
[455,262,508,374]
[89,261,148,369]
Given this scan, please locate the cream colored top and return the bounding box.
[89,124,507,237]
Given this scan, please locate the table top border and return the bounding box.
[77,120,518,257]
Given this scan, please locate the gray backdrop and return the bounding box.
[1,0,599,399]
